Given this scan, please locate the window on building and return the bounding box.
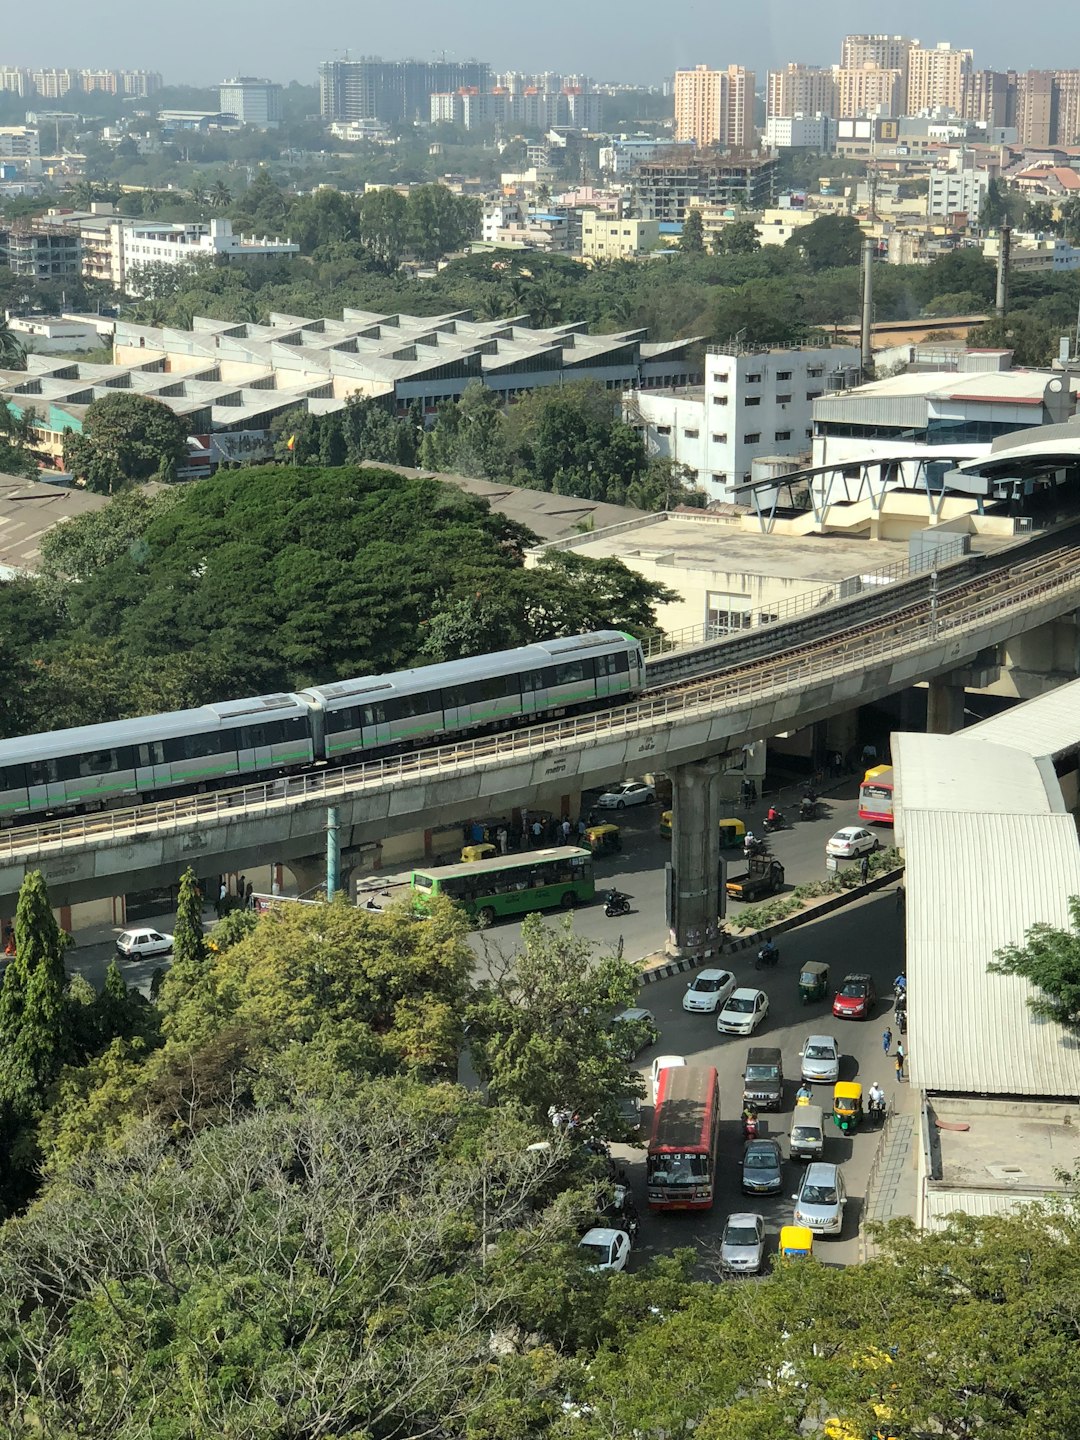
[746,373,761,383]
[706,593,752,635]
[776,370,792,381]
[777,394,792,405]
[806,428,813,438]
[683,428,699,438]
[744,396,761,407]
[807,391,822,402]
[713,372,729,383]
[775,430,791,441]
[744,432,761,444]
[711,472,726,483]
[656,425,671,435]
[712,433,727,443]
[807,367,824,378]
[712,394,728,405]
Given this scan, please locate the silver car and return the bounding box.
[720,1211,766,1275]
[792,1162,847,1235]
[799,1034,841,1084]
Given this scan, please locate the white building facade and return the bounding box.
[928,165,989,223]
[764,115,837,151]
[219,77,284,129]
[122,219,299,293]
[627,343,861,504]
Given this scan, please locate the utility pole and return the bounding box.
[326,806,339,896]
[995,225,1011,321]
[859,236,875,382]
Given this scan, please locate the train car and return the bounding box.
[301,631,644,762]
[0,693,314,824]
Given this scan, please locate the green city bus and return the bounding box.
[411,846,596,925]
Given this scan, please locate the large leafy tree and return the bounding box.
[62,392,189,494]
[786,213,865,272]
[0,871,69,1117]
[988,894,1080,1031]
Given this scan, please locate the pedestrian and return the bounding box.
[245,881,254,909]
[531,819,543,848]
[882,1026,892,1055]
[577,817,587,841]
[741,778,752,807]
[216,880,228,920]
[497,827,508,855]
[895,884,905,913]
[238,874,246,900]
[897,1008,907,1036]
[859,855,870,884]
[894,1048,905,1081]
[561,817,571,844]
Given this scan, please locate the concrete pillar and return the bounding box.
[285,855,328,897]
[926,673,966,735]
[665,758,724,962]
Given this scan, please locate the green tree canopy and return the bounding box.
[988,893,1080,1030]
[61,392,189,494]
[786,213,866,272]
[681,207,706,254]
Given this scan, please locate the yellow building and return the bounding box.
[906,43,972,115]
[580,210,662,260]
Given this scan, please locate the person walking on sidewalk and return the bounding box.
[859,855,870,884]
[894,1048,906,1081]
[882,1026,892,1056]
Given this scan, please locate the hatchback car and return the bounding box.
[608,1007,659,1060]
[578,1227,631,1272]
[741,1137,784,1196]
[595,780,656,810]
[720,1212,766,1275]
[682,967,736,1013]
[616,1095,642,1135]
[717,987,769,1036]
[792,1162,847,1235]
[800,1034,841,1084]
[826,826,878,858]
[650,1054,687,1102]
[115,928,174,962]
[832,974,876,1020]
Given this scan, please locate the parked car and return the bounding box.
[115,928,173,962]
[792,1162,847,1235]
[608,1008,659,1060]
[717,987,770,1036]
[650,1054,687,1102]
[578,1227,631,1272]
[832,974,877,1020]
[682,967,736,1013]
[720,1212,766,1275]
[616,1095,642,1135]
[826,826,878,859]
[595,780,656,810]
[741,1137,784,1196]
[799,1034,841,1084]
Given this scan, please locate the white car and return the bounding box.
[115,928,174,962]
[826,826,878,859]
[579,1227,631,1272]
[650,1054,686,1101]
[682,967,736,1013]
[595,780,656,810]
[799,1034,841,1085]
[716,988,769,1036]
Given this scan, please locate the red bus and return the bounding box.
[858,765,894,826]
[646,1065,721,1211]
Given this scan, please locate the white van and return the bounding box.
[789,1105,825,1162]
[650,1054,686,1102]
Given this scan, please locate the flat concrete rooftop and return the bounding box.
[932,1099,1080,1194]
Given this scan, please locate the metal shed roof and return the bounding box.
[965,677,1080,761]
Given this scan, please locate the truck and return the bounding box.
[725,855,785,902]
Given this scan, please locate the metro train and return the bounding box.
[0,631,646,825]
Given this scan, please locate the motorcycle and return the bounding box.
[763,810,786,834]
[755,943,779,971]
[799,795,819,820]
[743,836,768,859]
[742,1107,759,1140]
[868,1096,887,1127]
[605,890,631,918]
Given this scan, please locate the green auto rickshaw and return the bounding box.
[799,961,830,1005]
[586,823,622,856]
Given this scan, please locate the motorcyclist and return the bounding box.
[744,829,760,855]
[766,804,781,825]
[868,1082,886,1120]
[758,937,777,966]
[741,1101,758,1136]
[796,1082,813,1105]
[893,972,907,995]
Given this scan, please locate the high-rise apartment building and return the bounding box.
[80,70,120,95]
[766,64,838,119]
[0,68,30,97]
[964,70,1018,130]
[31,68,78,99]
[219,77,284,129]
[840,34,914,76]
[318,57,491,124]
[906,42,973,115]
[1016,70,1080,147]
[833,65,903,118]
[674,64,755,148]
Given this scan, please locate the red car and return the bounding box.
[832,973,876,1020]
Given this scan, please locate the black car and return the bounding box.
[741,1137,784,1195]
[742,1045,784,1110]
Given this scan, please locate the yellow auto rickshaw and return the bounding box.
[799,960,830,1005]
[779,1224,814,1259]
[460,842,498,863]
[585,823,622,856]
[659,810,673,839]
[832,1080,863,1134]
[659,813,745,846]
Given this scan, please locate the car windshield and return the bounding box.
[726,1225,759,1247]
[694,977,724,992]
[579,1241,609,1263]
[803,1182,837,1205]
[727,996,753,1013]
[841,982,866,997]
[792,1124,820,1143]
[805,1044,834,1059]
[745,1064,778,1080]
[745,1148,777,1168]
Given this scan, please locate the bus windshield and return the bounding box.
[647,1152,709,1187]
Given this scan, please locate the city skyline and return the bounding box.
[3,0,1080,88]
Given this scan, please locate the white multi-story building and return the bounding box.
[122,218,298,291]
[0,127,41,174]
[764,115,837,151]
[928,164,989,223]
[627,343,861,504]
[219,77,283,129]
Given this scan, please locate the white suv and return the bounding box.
[115,928,174,962]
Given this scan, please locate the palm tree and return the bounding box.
[0,318,27,370]
[141,189,165,216]
[210,180,233,211]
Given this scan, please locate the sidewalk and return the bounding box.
[861,1085,920,1259]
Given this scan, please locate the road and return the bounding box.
[615,886,905,1272]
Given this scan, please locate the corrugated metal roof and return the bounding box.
[966,678,1080,761]
[924,1190,1045,1228]
[902,804,1080,1097]
[894,733,1066,822]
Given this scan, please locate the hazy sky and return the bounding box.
[5,0,1080,87]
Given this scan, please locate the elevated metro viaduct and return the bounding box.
[2,549,1079,961]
